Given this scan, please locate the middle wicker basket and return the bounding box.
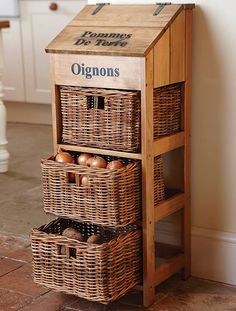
[41,154,142,227]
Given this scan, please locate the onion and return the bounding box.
[68,172,75,183]
[90,156,107,169]
[107,160,125,170]
[55,148,74,163]
[86,157,93,167]
[80,175,88,186]
[77,153,92,166]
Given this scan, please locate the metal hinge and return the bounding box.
[153,2,171,16]
[92,3,110,15]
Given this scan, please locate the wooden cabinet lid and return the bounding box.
[46,4,194,57]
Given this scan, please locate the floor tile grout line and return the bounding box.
[1,255,32,263]
[0,285,51,299]
[0,263,25,278]
[17,290,53,311]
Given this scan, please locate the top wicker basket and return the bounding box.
[60,86,141,152]
[59,83,183,153]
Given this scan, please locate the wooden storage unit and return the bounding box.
[32,3,195,307]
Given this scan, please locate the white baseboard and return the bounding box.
[156,222,236,286]
[5,101,52,125]
[191,227,236,286]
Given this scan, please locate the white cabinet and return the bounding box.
[20,0,86,104]
[2,18,25,102]
[2,1,86,104]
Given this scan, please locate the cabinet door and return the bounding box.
[2,18,25,102]
[20,1,86,104]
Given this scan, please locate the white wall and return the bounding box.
[89,0,236,284]
[89,0,236,233]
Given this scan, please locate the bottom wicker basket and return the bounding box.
[31,218,142,304]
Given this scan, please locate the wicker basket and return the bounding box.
[60,86,141,152]
[153,83,184,139]
[31,218,142,304]
[41,154,141,227]
[154,155,165,205]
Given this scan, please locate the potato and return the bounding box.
[62,227,84,242]
[87,234,102,244]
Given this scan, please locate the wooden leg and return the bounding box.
[182,9,193,280]
[141,50,156,307]
[0,31,9,173]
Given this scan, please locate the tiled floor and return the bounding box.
[0,123,54,235]
[1,231,236,311]
[0,123,236,310]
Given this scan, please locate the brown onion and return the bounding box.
[77,153,92,166]
[86,157,93,167]
[67,172,75,183]
[55,148,74,163]
[106,160,125,171]
[90,156,107,169]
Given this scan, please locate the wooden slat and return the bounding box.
[50,56,62,154]
[184,4,196,10]
[182,9,193,280]
[52,54,144,91]
[69,4,182,28]
[155,242,182,259]
[46,5,185,57]
[58,144,142,160]
[153,132,185,156]
[155,193,185,221]
[141,50,155,307]
[46,26,162,57]
[154,29,170,88]
[170,10,185,83]
[155,254,185,286]
[0,21,10,29]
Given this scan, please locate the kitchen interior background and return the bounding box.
[1,0,236,286]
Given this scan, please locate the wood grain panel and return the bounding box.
[182,9,193,280]
[155,193,185,221]
[50,56,62,153]
[170,10,185,83]
[155,254,185,285]
[52,54,143,90]
[153,132,185,156]
[154,29,170,88]
[141,50,155,307]
[69,4,182,28]
[46,26,162,57]
[58,144,142,160]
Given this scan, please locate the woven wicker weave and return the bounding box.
[153,83,183,139]
[60,86,141,152]
[42,155,141,227]
[31,218,142,304]
[154,156,165,205]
